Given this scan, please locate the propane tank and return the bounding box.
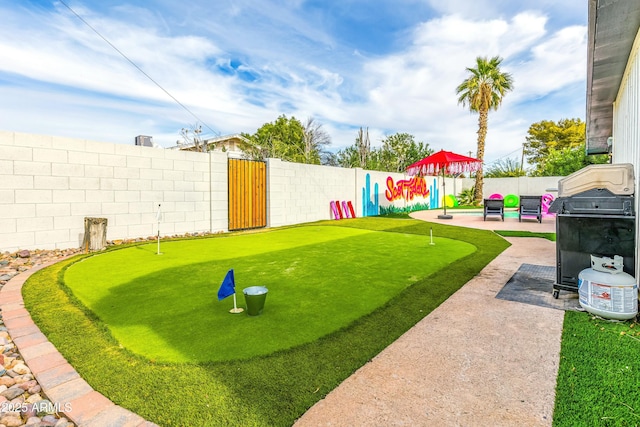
[578,255,638,320]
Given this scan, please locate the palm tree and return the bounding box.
[484,158,525,177]
[456,56,514,204]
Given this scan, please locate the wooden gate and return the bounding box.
[228,158,267,231]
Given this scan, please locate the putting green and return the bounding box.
[64,225,476,363]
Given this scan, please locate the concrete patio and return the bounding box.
[295,210,563,426]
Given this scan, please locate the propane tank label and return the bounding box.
[578,277,588,306]
[579,280,638,313]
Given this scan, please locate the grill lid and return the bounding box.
[548,188,635,216]
[557,163,635,197]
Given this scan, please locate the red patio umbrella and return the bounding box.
[406,149,482,219]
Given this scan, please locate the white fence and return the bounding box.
[0,131,560,252]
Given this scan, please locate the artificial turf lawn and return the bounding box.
[64,225,475,362]
[23,217,510,426]
[553,311,640,426]
[494,230,556,241]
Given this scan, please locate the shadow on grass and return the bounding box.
[23,218,510,426]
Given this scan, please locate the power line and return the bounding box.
[484,146,523,166]
[58,0,219,136]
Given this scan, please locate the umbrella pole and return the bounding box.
[437,169,452,219]
[443,170,447,215]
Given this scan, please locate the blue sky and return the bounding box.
[0,0,587,167]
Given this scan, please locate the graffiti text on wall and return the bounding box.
[385,176,429,201]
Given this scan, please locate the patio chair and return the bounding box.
[519,195,542,223]
[483,198,504,221]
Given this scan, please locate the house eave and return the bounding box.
[586,0,640,154]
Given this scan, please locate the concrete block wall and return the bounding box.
[209,151,229,233]
[267,159,356,226]
[1,130,566,253]
[483,176,560,200]
[433,176,559,203]
[0,131,225,252]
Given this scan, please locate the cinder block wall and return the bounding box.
[0,131,564,252]
[267,159,357,227]
[483,177,560,199]
[0,131,226,252]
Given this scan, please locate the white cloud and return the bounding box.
[0,1,588,160]
[318,10,587,160]
[510,25,587,99]
[320,13,546,153]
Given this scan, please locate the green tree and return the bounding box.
[336,145,360,168]
[523,118,587,175]
[241,115,330,164]
[484,158,525,177]
[337,127,374,169]
[533,143,609,176]
[337,130,432,172]
[377,133,432,173]
[456,56,514,204]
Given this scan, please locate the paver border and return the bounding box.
[0,261,159,427]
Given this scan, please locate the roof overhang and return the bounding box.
[586,0,640,154]
[167,134,249,151]
[203,134,249,145]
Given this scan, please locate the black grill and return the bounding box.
[548,166,636,298]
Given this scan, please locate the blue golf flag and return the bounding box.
[217,269,235,301]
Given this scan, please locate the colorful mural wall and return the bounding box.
[385,176,428,201]
[362,174,379,217]
[361,173,439,216]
